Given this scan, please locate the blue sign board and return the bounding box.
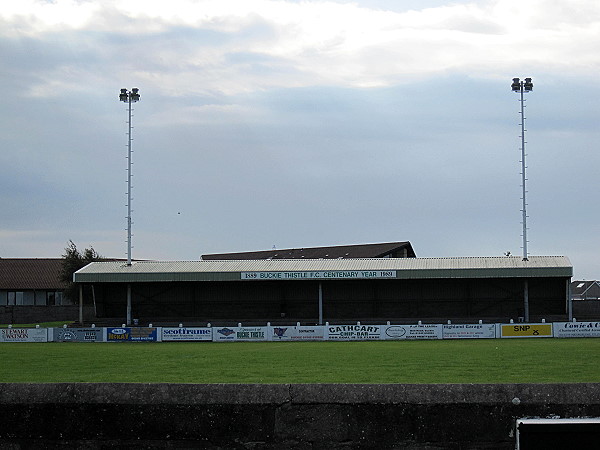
[107,327,158,342]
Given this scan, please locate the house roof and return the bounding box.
[0,258,67,290]
[571,280,600,299]
[74,256,572,283]
[201,241,416,260]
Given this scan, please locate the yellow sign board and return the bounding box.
[501,324,553,338]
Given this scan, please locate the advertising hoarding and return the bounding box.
[382,324,443,340]
[327,324,381,340]
[53,328,104,342]
[213,326,236,341]
[236,327,267,341]
[442,324,496,339]
[107,327,158,342]
[553,322,600,338]
[500,323,553,338]
[212,326,268,342]
[162,327,212,341]
[270,325,325,341]
[0,328,48,342]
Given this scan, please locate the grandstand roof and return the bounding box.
[74,256,572,283]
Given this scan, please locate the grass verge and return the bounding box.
[1,338,599,384]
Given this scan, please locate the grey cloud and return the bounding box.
[435,15,506,35]
[1,0,599,280]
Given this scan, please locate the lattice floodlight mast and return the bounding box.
[511,77,533,262]
[119,88,140,267]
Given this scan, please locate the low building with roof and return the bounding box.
[0,258,66,306]
[571,280,600,301]
[0,258,93,324]
[74,255,573,326]
[202,241,416,260]
[570,280,600,319]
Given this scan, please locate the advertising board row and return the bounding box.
[2,322,600,342]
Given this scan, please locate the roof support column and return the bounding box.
[567,279,573,321]
[126,284,132,326]
[91,285,97,318]
[79,284,83,325]
[523,280,529,323]
[318,282,323,325]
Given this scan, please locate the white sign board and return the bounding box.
[442,324,496,339]
[327,324,382,340]
[236,326,268,341]
[0,328,48,342]
[553,322,600,338]
[270,325,325,341]
[52,328,104,342]
[241,271,396,280]
[382,324,443,340]
[212,326,268,342]
[162,327,212,341]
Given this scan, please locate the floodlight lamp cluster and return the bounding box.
[511,77,533,93]
[119,88,140,102]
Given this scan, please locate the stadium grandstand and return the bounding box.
[73,242,573,326]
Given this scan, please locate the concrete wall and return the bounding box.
[0,383,598,449]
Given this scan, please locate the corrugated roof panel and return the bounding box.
[73,256,573,283]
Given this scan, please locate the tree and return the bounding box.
[60,240,102,302]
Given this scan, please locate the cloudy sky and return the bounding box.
[1,0,599,279]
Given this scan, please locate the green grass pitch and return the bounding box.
[1,339,599,384]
